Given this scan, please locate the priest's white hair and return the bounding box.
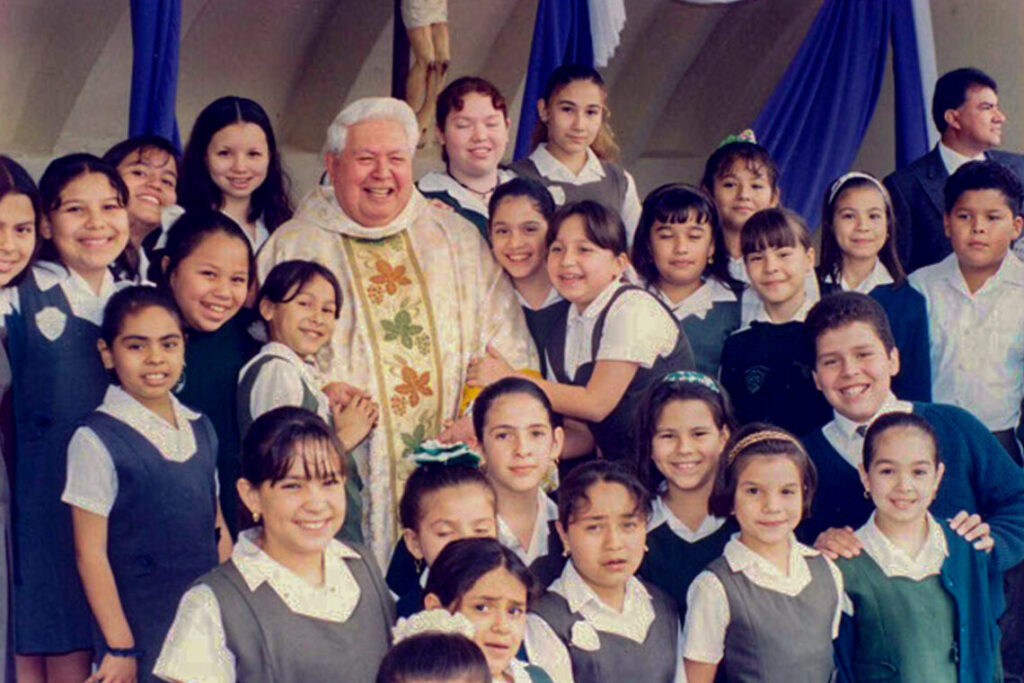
[323,97,419,156]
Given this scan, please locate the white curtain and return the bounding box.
[588,0,626,67]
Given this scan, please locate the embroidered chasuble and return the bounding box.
[258,187,538,564]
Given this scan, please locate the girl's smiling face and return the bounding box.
[117,146,178,230]
[205,122,270,202]
[832,185,888,262]
[732,455,803,556]
[167,230,250,331]
[450,567,528,679]
[481,393,563,496]
[403,483,497,567]
[712,161,779,233]
[42,172,129,282]
[441,92,509,180]
[745,240,814,317]
[260,274,338,358]
[539,80,604,160]
[99,305,184,409]
[651,399,728,495]
[0,192,37,286]
[859,427,944,528]
[489,195,549,282]
[547,214,626,310]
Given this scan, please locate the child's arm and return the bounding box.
[562,418,596,459]
[214,504,232,563]
[684,661,719,683]
[72,507,139,683]
[681,571,728,683]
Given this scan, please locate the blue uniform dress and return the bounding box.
[5,263,121,653]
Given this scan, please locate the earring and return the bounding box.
[562,547,571,558]
[643,543,649,553]
[414,557,423,574]
[862,490,870,500]
[253,511,261,523]
[707,254,714,264]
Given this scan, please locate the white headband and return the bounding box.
[827,171,889,206]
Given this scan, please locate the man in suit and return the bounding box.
[884,67,1024,272]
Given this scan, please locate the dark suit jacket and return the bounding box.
[883,145,1024,273]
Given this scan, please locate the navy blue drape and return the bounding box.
[129,0,182,149]
[752,0,929,229]
[513,0,594,161]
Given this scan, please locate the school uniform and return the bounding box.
[799,396,1024,576]
[719,297,831,436]
[818,267,932,403]
[639,496,736,626]
[0,344,13,681]
[509,657,556,683]
[417,168,516,239]
[651,278,741,378]
[835,513,1001,683]
[545,281,694,462]
[909,252,1024,461]
[683,534,843,683]
[509,144,641,244]
[3,262,125,653]
[525,561,684,683]
[177,310,260,538]
[154,529,394,683]
[496,490,562,567]
[237,342,364,543]
[62,385,219,681]
[517,287,569,378]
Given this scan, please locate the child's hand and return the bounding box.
[334,396,378,451]
[436,415,478,449]
[86,653,138,683]
[323,381,372,411]
[813,526,862,559]
[948,510,993,552]
[466,344,514,387]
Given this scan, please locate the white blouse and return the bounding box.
[647,495,727,544]
[239,342,331,424]
[496,490,559,565]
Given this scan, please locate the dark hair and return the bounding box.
[472,376,558,443]
[375,632,489,683]
[634,375,738,493]
[102,134,182,181]
[943,159,1023,216]
[425,537,538,610]
[862,411,940,470]
[557,460,651,528]
[100,285,184,346]
[804,291,896,359]
[0,155,43,286]
[488,177,556,229]
[531,63,620,162]
[631,183,743,295]
[818,174,906,287]
[155,208,254,289]
[932,67,998,134]
[701,141,780,196]
[241,406,347,488]
[258,260,343,319]
[436,76,509,166]
[399,462,496,532]
[708,422,817,518]
[180,96,293,231]
[740,207,811,258]
[548,200,627,256]
[37,153,138,281]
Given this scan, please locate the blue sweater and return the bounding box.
[800,402,1024,576]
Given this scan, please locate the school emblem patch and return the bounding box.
[745,365,768,394]
[35,306,67,342]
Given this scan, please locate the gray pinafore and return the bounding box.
[508,157,628,217]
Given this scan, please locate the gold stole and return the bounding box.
[342,231,444,533]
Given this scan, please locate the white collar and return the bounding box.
[831,393,911,442]
[551,561,654,643]
[567,279,622,322]
[744,286,817,326]
[938,142,986,175]
[496,490,559,565]
[728,256,749,283]
[515,285,564,311]
[293,184,429,240]
[936,250,1024,297]
[647,496,727,543]
[722,533,819,596]
[258,341,324,386]
[232,528,362,622]
[856,512,948,580]
[653,278,737,320]
[825,259,894,294]
[97,385,201,462]
[530,143,605,183]
[508,658,534,683]
[417,168,516,216]
[33,261,118,325]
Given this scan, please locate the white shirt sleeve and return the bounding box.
[248,358,306,422]
[681,570,730,664]
[621,170,641,248]
[595,291,678,368]
[153,584,235,683]
[525,613,575,683]
[62,427,117,517]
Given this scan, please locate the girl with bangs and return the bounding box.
[631,184,743,377]
[155,407,394,683]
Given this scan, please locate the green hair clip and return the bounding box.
[410,440,483,469]
[661,370,721,394]
[716,128,758,148]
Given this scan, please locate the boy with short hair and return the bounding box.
[909,160,1024,464]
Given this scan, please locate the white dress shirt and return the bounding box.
[239,342,331,424]
[154,530,363,683]
[910,252,1024,431]
[496,491,559,565]
[524,561,685,683]
[938,142,986,176]
[822,393,913,470]
[823,258,894,294]
[648,495,728,543]
[683,534,843,663]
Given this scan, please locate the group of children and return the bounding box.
[0,58,1020,683]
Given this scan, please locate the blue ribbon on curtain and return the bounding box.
[129,0,182,149]
[752,0,929,228]
[513,0,594,161]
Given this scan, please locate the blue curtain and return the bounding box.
[751,0,930,229]
[129,0,182,148]
[513,0,594,161]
